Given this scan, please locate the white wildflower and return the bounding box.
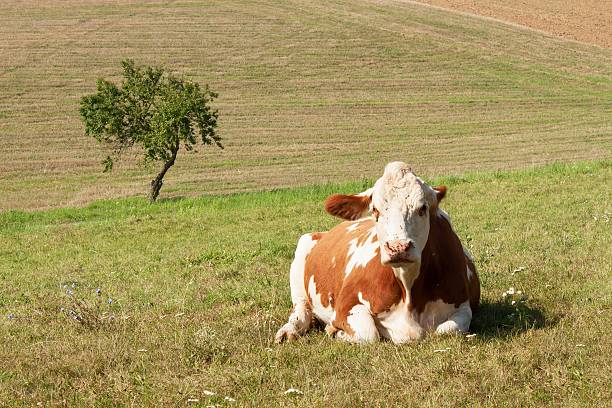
[284,388,303,395]
[203,390,216,396]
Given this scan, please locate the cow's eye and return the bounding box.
[372,207,380,221]
[418,204,428,216]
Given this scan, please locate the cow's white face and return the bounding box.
[325,161,445,266]
[370,162,438,265]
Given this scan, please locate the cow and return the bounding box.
[275,161,480,344]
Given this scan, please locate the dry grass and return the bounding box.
[413,0,612,48]
[1,0,611,211]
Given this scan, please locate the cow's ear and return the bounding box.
[433,185,447,203]
[324,193,372,220]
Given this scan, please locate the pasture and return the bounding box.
[1,0,611,210]
[1,161,610,406]
[1,0,611,406]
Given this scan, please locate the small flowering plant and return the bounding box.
[59,281,119,329]
[501,287,525,305]
[501,286,533,330]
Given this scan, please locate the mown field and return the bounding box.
[0,161,610,406]
[414,0,612,48]
[1,0,611,210]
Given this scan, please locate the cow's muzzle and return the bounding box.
[383,240,418,264]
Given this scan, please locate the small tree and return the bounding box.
[80,59,221,202]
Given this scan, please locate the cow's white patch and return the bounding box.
[419,299,458,331]
[289,234,318,305]
[308,276,333,324]
[463,247,475,281]
[435,301,472,334]
[346,222,360,232]
[376,300,424,343]
[341,304,379,343]
[466,264,474,281]
[392,264,420,304]
[463,246,474,262]
[344,228,378,276]
[419,299,472,334]
[357,292,372,313]
[275,233,318,343]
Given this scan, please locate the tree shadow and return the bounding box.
[470,299,558,340]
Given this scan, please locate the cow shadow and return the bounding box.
[470,299,555,339]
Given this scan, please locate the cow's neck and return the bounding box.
[391,264,420,305]
[391,212,441,306]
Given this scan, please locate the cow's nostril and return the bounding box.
[385,240,413,255]
[401,240,413,252]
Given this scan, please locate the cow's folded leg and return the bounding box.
[275,301,312,343]
[334,304,380,343]
[435,301,472,335]
[385,319,425,343]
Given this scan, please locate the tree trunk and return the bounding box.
[149,140,179,203]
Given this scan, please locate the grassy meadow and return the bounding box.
[1,161,610,406]
[1,0,611,210]
[1,0,611,406]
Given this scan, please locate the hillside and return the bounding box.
[1,0,611,210]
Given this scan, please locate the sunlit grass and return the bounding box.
[0,160,610,406]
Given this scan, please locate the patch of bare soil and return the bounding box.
[413,0,611,48]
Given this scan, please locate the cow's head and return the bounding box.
[325,162,446,266]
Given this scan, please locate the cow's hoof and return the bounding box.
[274,324,299,343]
[435,320,463,335]
[325,324,338,337]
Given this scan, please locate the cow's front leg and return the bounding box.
[275,301,312,343]
[334,304,380,343]
[275,234,318,343]
[435,301,472,335]
[377,303,425,343]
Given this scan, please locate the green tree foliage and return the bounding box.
[80,59,221,202]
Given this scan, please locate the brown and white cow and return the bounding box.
[275,162,480,344]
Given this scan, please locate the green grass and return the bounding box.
[0,0,611,210]
[1,161,610,406]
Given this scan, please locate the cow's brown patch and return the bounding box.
[410,211,470,313]
[466,255,480,312]
[310,232,325,241]
[332,252,403,335]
